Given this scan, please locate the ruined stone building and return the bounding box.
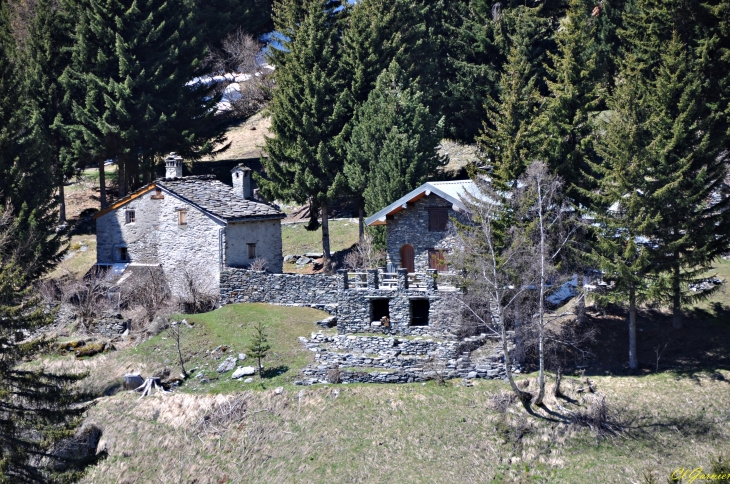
[94,154,285,295]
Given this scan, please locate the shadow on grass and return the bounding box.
[261,365,289,379]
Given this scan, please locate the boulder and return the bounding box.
[47,423,103,471]
[243,377,254,383]
[232,366,256,379]
[217,356,237,373]
[296,257,312,265]
[305,252,324,259]
[238,353,247,362]
[284,255,297,263]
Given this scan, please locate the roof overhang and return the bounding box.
[364,183,470,227]
[92,183,156,220]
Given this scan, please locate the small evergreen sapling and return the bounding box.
[247,321,271,378]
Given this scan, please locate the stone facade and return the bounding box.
[95,186,225,295]
[385,194,467,272]
[225,221,283,272]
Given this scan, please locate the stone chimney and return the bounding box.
[165,153,183,178]
[231,165,252,199]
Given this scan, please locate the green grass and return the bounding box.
[47,235,97,280]
[281,219,359,257]
[126,303,329,391]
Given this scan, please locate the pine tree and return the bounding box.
[641,35,730,329]
[259,0,347,261]
[477,40,541,190]
[246,321,270,378]
[344,61,445,245]
[197,0,274,48]
[538,0,603,203]
[584,54,660,370]
[0,13,62,278]
[63,0,225,200]
[23,0,74,222]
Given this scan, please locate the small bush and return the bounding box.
[74,342,109,358]
[489,391,517,413]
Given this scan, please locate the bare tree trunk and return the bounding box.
[576,273,586,324]
[535,183,547,406]
[98,158,107,209]
[118,157,127,198]
[58,180,66,223]
[321,201,331,261]
[498,306,531,406]
[629,284,638,370]
[553,367,563,398]
[358,203,365,240]
[672,258,682,329]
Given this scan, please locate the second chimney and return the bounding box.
[165,153,183,178]
[231,165,252,199]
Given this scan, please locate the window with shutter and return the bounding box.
[428,208,448,231]
[178,210,187,225]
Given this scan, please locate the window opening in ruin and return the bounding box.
[410,299,429,326]
[125,210,135,224]
[370,299,390,323]
[428,249,447,271]
[118,247,128,262]
[178,209,187,225]
[248,243,256,259]
[428,208,448,232]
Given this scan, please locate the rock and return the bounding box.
[74,342,107,358]
[217,356,237,373]
[148,316,169,336]
[123,373,144,390]
[47,423,103,471]
[305,252,324,259]
[284,255,297,263]
[274,387,284,395]
[238,353,247,362]
[296,257,312,265]
[243,378,254,383]
[232,366,256,379]
[467,371,478,379]
[315,316,337,328]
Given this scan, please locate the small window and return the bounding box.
[428,249,447,271]
[151,187,164,200]
[247,243,256,259]
[119,247,128,262]
[178,210,187,226]
[125,210,135,224]
[410,299,430,326]
[428,208,448,232]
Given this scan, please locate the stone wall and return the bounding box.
[96,186,224,297]
[386,194,468,272]
[220,268,339,307]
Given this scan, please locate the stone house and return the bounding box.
[364,180,478,273]
[93,154,286,295]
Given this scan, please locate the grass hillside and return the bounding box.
[35,303,730,483]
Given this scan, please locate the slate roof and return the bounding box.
[92,175,285,222]
[157,176,285,221]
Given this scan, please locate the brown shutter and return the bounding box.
[401,245,415,273]
[429,250,447,271]
[428,208,448,231]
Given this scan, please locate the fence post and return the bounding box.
[366,269,379,290]
[337,269,349,290]
[397,268,409,291]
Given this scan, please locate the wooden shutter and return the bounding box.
[400,245,415,273]
[428,208,448,231]
[428,250,447,271]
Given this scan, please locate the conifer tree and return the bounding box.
[477,40,541,190]
[246,321,270,378]
[641,35,730,329]
[584,55,660,370]
[23,0,74,222]
[259,0,346,261]
[344,61,445,242]
[63,0,224,199]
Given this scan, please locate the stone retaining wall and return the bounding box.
[220,268,339,306]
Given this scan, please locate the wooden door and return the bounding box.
[400,244,415,273]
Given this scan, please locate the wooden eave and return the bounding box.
[92,183,156,220]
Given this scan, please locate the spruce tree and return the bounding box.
[641,35,730,328]
[246,321,270,378]
[584,54,660,370]
[23,0,74,222]
[344,61,445,243]
[63,0,224,199]
[477,40,541,190]
[259,0,347,261]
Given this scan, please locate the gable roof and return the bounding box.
[365,180,482,227]
[92,176,285,222]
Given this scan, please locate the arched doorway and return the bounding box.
[400,244,415,273]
